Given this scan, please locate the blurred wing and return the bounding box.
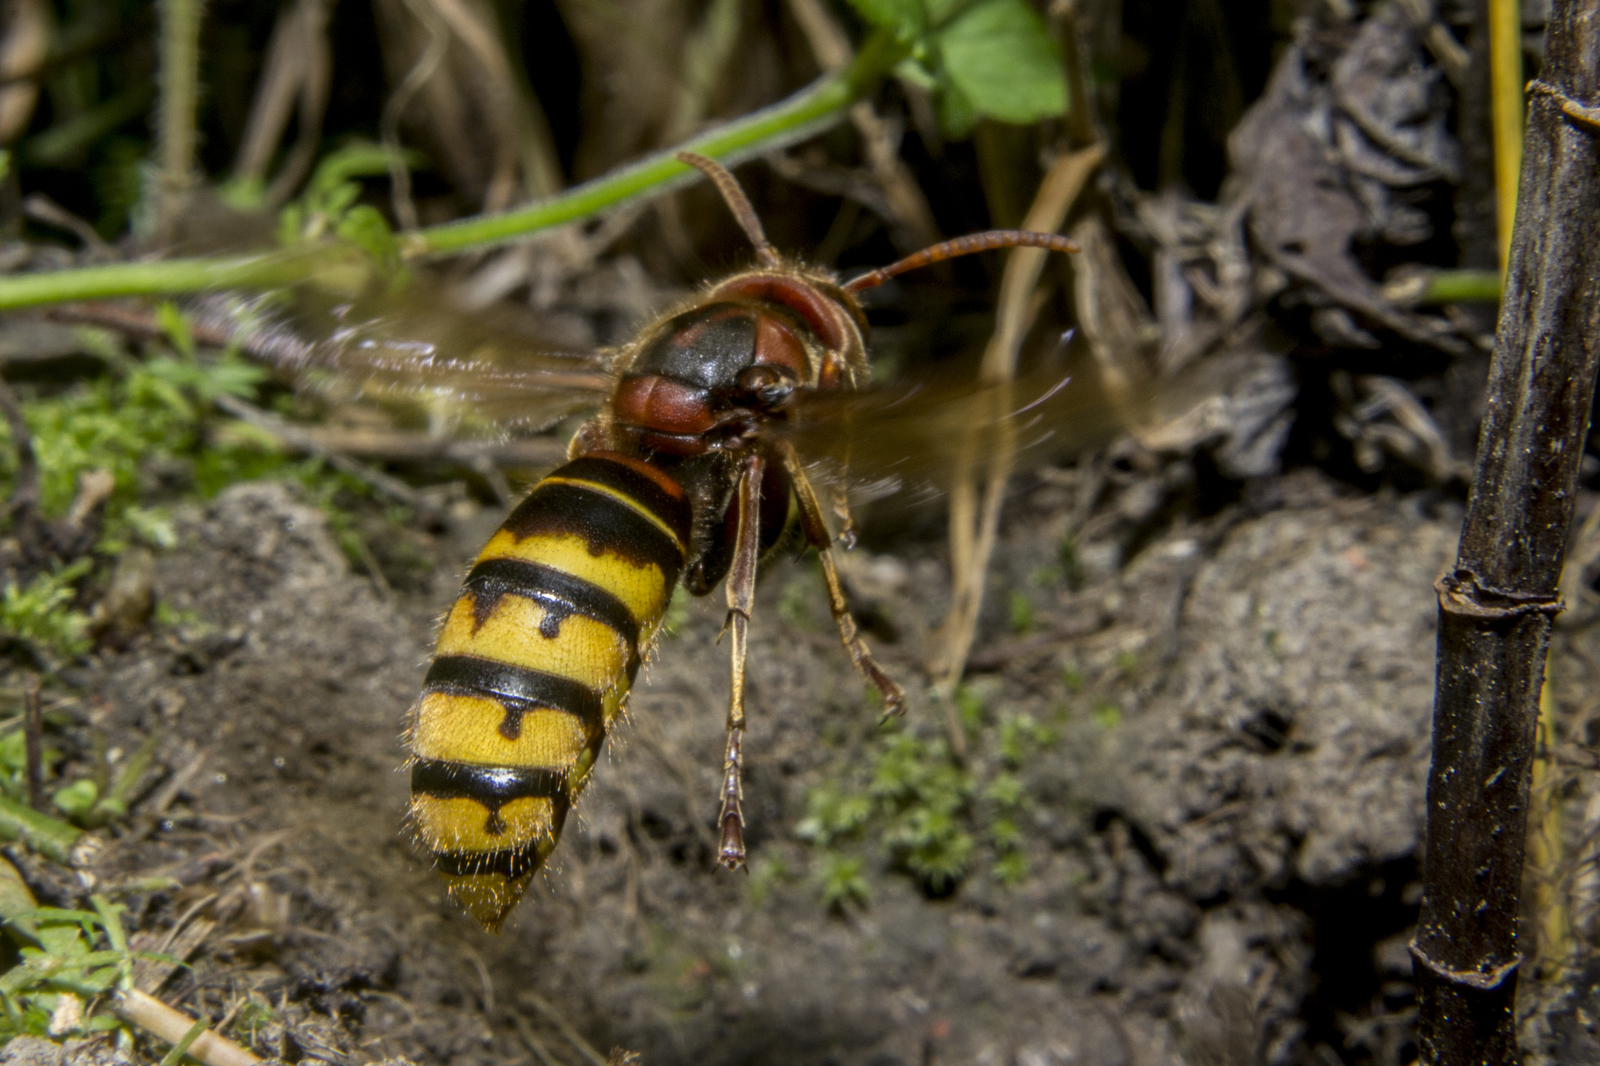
[771,364,1129,498]
[193,283,613,433]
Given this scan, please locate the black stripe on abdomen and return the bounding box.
[411,759,573,837]
[411,759,567,804]
[424,655,604,739]
[463,558,642,651]
[555,455,692,543]
[501,483,685,585]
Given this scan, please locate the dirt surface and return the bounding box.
[14,462,1549,1066]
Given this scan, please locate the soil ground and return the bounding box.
[12,457,1571,1066]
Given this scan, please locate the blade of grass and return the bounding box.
[23,673,41,810]
[158,1017,209,1066]
[1421,268,1502,305]
[1488,0,1523,270]
[1526,675,1570,983]
[93,728,161,821]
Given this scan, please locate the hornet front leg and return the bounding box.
[778,441,905,716]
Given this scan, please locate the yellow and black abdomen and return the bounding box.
[407,452,691,930]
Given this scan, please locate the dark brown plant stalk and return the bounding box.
[1412,4,1600,1064]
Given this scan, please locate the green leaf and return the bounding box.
[893,56,938,90]
[797,785,872,845]
[935,78,977,138]
[216,174,266,212]
[89,895,128,955]
[123,506,177,549]
[993,851,1028,885]
[935,0,1067,125]
[336,205,403,271]
[1007,590,1034,633]
[52,780,99,819]
[275,203,306,247]
[155,303,194,360]
[0,858,39,945]
[955,685,985,731]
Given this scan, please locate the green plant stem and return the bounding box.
[0,795,81,863]
[1420,269,1502,305]
[403,29,907,257]
[0,30,905,311]
[155,0,206,243]
[0,248,350,311]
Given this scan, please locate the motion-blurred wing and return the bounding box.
[194,283,613,433]
[772,365,1129,498]
[775,347,1290,500]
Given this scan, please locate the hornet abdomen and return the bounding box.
[406,452,691,929]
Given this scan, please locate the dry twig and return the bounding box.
[113,989,260,1066]
[932,144,1106,735]
[210,393,445,524]
[231,0,334,206]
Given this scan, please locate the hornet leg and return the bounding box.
[717,453,764,869]
[829,481,858,551]
[778,442,905,716]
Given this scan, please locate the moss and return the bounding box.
[0,564,92,664]
[814,855,871,912]
[800,702,1064,905]
[1,318,412,666]
[1007,589,1035,633]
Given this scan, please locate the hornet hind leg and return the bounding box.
[716,452,763,869]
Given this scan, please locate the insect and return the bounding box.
[258,153,1082,931]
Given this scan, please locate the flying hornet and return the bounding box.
[232,152,1093,931]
